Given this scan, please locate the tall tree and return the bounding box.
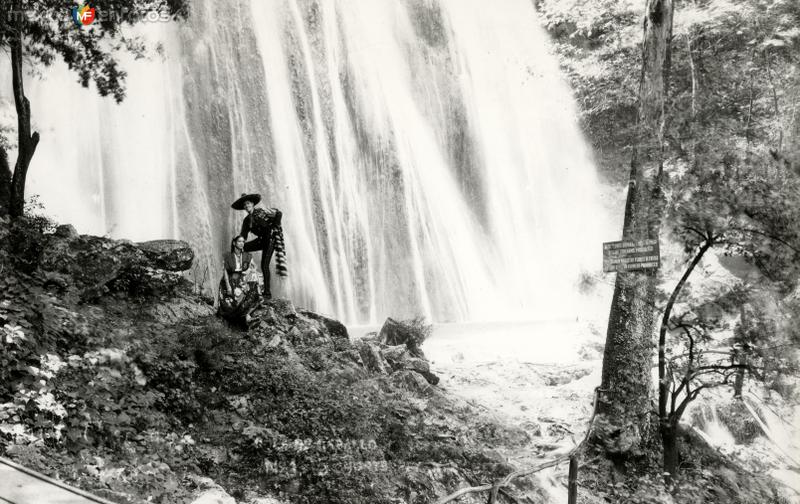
[0,0,188,217]
[0,145,10,214]
[594,0,674,456]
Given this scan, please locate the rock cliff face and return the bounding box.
[0,217,535,504]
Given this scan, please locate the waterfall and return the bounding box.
[5,0,613,324]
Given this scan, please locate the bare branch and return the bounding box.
[731,227,800,254]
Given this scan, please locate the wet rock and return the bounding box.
[360,330,380,342]
[379,345,440,385]
[41,236,144,284]
[378,317,427,358]
[300,309,349,341]
[404,358,440,385]
[136,239,194,271]
[54,224,79,240]
[392,369,432,394]
[40,234,190,300]
[403,357,431,374]
[356,341,388,374]
[381,344,411,367]
[539,366,593,386]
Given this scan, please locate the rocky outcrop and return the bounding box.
[136,239,195,271]
[378,317,428,358]
[358,341,389,374]
[2,219,541,504]
[37,230,194,301]
[299,309,349,341]
[355,325,440,386]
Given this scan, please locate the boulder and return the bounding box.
[54,224,79,240]
[39,234,192,300]
[41,236,146,295]
[403,357,440,385]
[378,317,427,358]
[135,239,194,271]
[379,346,439,385]
[356,341,388,374]
[380,344,410,368]
[402,357,430,374]
[360,331,380,342]
[299,309,349,341]
[391,369,432,394]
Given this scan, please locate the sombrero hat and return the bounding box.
[231,193,262,210]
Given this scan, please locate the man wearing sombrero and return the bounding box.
[232,193,286,299]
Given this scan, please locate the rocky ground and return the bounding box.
[0,215,796,504]
[0,216,545,504]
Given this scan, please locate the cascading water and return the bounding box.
[4,0,614,324]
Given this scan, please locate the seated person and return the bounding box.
[218,235,260,326]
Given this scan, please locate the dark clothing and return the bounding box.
[240,208,282,245]
[222,251,253,275]
[218,251,259,325]
[240,207,282,298]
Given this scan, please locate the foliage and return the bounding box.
[0,0,190,217]
[538,0,800,484]
[660,151,800,405]
[538,0,800,183]
[400,316,432,357]
[0,0,189,103]
[580,433,789,504]
[2,197,56,272]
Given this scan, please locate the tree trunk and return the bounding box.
[658,240,712,433]
[733,354,746,398]
[661,423,679,484]
[8,28,40,218]
[0,146,10,216]
[596,0,674,455]
[733,303,752,398]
